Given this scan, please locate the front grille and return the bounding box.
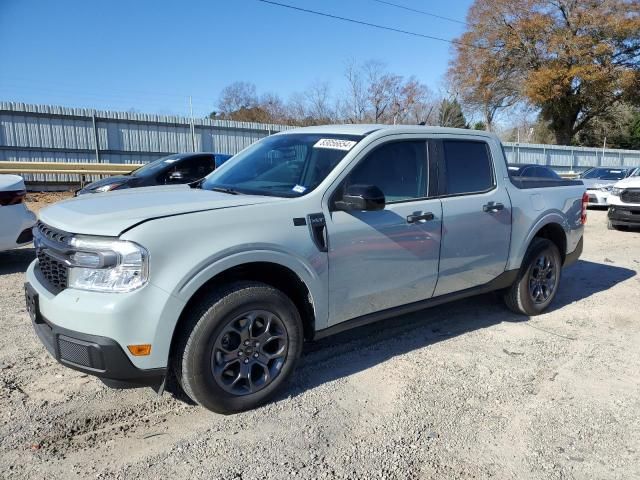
[34,221,72,292]
[37,250,68,291]
[620,189,640,204]
[35,221,72,244]
[58,337,91,367]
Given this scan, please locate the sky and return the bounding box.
[0,0,473,118]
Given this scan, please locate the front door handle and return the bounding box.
[483,202,504,213]
[406,212,435,223]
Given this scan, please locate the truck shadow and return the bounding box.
[0,248,36,275]
[285,259,635,399]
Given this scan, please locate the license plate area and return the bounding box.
[24,283,42,324]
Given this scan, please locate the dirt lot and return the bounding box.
[1,201,639,479]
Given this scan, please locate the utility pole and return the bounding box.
[189,96,197,152]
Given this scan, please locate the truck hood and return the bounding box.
[582,178,619,189]
[78,175,133,193]
[613,176,640,189]
[39,185,282,236]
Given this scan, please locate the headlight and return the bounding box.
[67,236,148,292]
[94,182,124,193]
[611,187,623,197]
[599,185,613,192]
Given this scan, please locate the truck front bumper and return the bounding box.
[608,205,640,227]
[25,260,185,389]
[27,286,166,389]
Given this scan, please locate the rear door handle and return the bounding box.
[483,202,504,213]
[406,212,435,223]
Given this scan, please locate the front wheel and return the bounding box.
[504,238,562,316]
[173,281,303,414]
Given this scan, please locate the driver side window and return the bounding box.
[342,141,428,203]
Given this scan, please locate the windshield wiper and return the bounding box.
[210,186,241,195]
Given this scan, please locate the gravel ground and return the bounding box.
[0,207,639,480]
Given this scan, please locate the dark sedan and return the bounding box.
[508,163,562,179]
[76,152,233,195]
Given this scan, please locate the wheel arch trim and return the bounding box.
[513,213,569,270]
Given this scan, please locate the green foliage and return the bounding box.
[438,99,467,129]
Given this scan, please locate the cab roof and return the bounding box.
[276,124,499,139]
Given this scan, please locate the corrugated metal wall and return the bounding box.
[1,102,639,175]
[501,142,640,171]
[0,102,292,168]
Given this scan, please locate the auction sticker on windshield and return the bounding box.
[313,139,357,151]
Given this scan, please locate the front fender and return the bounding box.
[173,246,328,330]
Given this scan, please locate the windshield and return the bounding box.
[130,154,183,178]
[201,133,362,197]
[581,168,627,180]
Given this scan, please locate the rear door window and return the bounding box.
[442,140,494,195]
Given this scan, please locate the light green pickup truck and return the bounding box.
[26,125,586,413]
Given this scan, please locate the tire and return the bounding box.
[173,281,303,414]
[504,238,562,316]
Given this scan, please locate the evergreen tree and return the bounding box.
[438,99,467,128]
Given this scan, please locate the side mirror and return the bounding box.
[335,184,385,211]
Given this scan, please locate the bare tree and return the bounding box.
[306,81,335,122]
[212,59,447,127]
[259,92,288,124]
[362,60,403,122]
[217,81,258,117]
[343,59,367,123]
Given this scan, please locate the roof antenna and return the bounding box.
[418,121,426,126]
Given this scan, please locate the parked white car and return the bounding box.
[0,175,37,252]
[608,168,640,230]
[583,167,639,207]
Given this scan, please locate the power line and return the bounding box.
[369,0,467,25]
[254,0,483,49]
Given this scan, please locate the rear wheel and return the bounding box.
[173,281,303,414]
[504,238,562,316]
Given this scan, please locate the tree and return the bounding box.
[450,0,640,144]
[576,103,640,149]
[362,60,402,122]
[216,81,259,117]
[340,60,436,125]
[343,59,368,123]
[210,60,437,127]
[259,93,288,124]
[438,99,467,128]
[629,113,640,149]
[305,81,336,123]
[448,39,520,131]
